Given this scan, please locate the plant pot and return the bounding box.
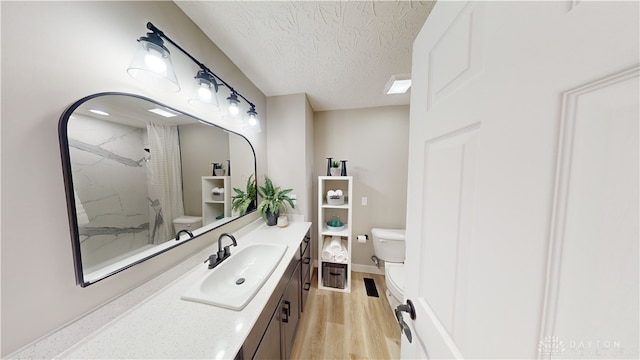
[266,210,279,226]
[330,168,340,176]
[214,169,226,176]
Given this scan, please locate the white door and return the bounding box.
[401,1,639,359]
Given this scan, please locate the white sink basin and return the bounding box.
[181,243,288,310]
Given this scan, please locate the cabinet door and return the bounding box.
[253,306,281,360]
[300,235,312,313]
[281,262,301,360]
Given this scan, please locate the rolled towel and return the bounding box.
[329,236,342,252]
[327,190,336,198]
[336,190,343,197]
[322,237,333,261]
[334,240,348,263]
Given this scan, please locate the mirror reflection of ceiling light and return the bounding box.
[89,109,110,116]
[148,108,177,118]
[384,74,412,95]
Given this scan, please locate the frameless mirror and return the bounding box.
[59,92,257,286]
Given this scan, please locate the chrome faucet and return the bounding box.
[175,229,194,241]
[205,233,237,269]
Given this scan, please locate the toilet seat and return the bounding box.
[385,262,404,303]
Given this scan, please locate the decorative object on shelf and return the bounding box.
[326,215,345,232]
[277,215,289,228]
[326,190,344,205]
[340,160,348,176]
[257,175,295,226]
[212,162,225,176]
[231,174,257,216]
[211,187,225,201]
[330,161,341,176]
[326,157,333,176]
[226,159,231,176]
[128,22,261,131]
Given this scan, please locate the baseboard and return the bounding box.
[352,264,384,275]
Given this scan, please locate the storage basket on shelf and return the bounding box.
[326,190,344,205]
[211,187,225,201]
[322,262,347,289]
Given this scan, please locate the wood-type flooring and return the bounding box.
[289,270,401,359]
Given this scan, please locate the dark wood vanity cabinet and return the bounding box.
[300,232,311,313]
[238,231,310,360]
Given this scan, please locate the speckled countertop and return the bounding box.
[57,220,311,359]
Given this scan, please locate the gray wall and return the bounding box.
[314,106,410,268]
[179,124,230,217]
[266,93,314,222]
[1,1,266,355]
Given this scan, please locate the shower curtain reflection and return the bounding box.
[146,123,185,244]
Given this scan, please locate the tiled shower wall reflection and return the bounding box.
[68,115,151,271]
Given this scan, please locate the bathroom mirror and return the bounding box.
[59,92,257,287]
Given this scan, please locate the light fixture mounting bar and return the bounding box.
[145,22,255,109]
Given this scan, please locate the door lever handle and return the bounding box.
[397,299,416,320]
[395,308,412,343]
[395,299,416,343]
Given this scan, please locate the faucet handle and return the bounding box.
[204,254,217,269]
[224,245,232,257]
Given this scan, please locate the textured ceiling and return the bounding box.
[175,1,435,111]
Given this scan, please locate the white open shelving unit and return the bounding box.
[201,176,231,226]
[317,175,353,293]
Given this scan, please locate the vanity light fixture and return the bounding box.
[129,22,260,128]
[188,70,220,111]
[247,105,258,123]
[244,105,261,132]
[384,74,412,95]
[127,26,179,92]
[226,91,240,116]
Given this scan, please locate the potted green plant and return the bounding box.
[330,161,340,176]
[257,175,295,226]
[213,163,225,176]
[231,174,257,216]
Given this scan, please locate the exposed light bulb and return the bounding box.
[248,116,257,126]
[228,102,240,115]
[144,48,166,73]
[197,83,212,101]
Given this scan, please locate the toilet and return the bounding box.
[371,228,406,314]
[173,216,202,233]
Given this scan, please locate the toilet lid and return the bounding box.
[173,216,202,224]
[385,263,404,301]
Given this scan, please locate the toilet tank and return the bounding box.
[371,228,406,263]
[173,216,202,232]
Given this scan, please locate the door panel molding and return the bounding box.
[418,123,480,356]
[427,2,484,110]
[540,66,640,358]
